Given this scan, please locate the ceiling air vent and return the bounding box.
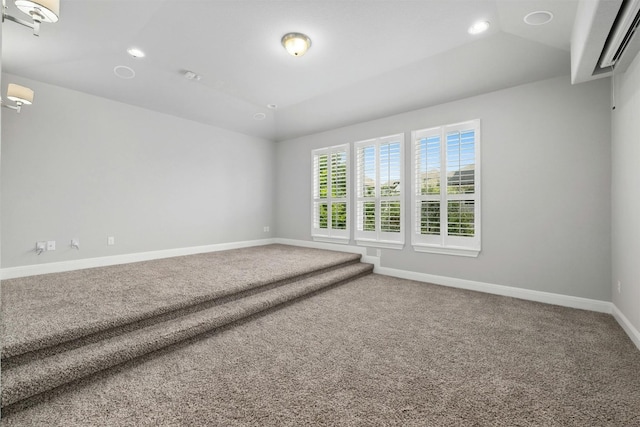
[599,0,640,69]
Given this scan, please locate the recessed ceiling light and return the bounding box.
[127,47,145,58]
[524,11,554,26]
[253,112,266,120]
[266,104,278,110]
[468,21,490,35]
[114,65,135,79]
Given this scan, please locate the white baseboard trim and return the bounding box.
[273,238,613,314]
[0,239,277,280]
[376,265,613,314]
[274,238,381,270]
[274,238,367,257]
[612,304,640,351]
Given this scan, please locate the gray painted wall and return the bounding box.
[1,73,276,268]
[276,75,612,301]
[612,51,640,333]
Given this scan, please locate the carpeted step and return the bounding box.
[2,247,363,362]
[1,262,373,408]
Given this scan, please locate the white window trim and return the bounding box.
[354,133,405,250]
[411,120,481,257]
[311,144,350,244]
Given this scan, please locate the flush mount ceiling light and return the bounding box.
[524,11,554,26]
[2,0,60,36]
[281,32,311,57]
[127,47,145,58]
[468,20,490,35]
[1,83,34,113]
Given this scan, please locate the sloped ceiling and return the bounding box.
[2,0,579,141]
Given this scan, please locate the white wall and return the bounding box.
[1,73,276,268]
[276,75,612,301]
[612,51,640,334]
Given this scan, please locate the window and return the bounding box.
[411,120,480,257]
[355,134,404,249]
[311,145,349,243]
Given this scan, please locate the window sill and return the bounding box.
[356,240,404,250]
[413,244,480,258]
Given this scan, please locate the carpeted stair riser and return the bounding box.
[1,262,373,408]
[2,256,362,363]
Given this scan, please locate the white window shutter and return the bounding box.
[355,134,405,249]
[411,120,481,257]
[311,145,350,243]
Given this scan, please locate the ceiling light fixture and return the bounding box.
[1,83,34,113]
[253,112,266,120]
[468,21,490,35]
[524,11,554,26]
[281,32,311,57]
[266,104,278,110]
[127,47,145,58]
[2,0,60,36]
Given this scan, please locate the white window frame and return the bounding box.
[354,133,405,249]
[311,144,350,244]
[411,120,481,257]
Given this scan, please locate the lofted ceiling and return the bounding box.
[2,0,580,141]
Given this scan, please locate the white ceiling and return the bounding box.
[2,0,579,141]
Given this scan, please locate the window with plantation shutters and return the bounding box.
[355,134,404,249]
[311,145,349,243]
[411,120,480,257]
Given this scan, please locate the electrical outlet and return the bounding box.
[107,236,115,246]
[376,249,381,257]
[47,240,56,251]
[263,226,270,232]
[617,281,621,294]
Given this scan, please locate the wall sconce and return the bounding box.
[2,84,35,113]
[281,32,312,57]
[2,0,60,36]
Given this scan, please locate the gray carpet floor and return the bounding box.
[1,262,372,408]
[1,244,360,357]
[2,274,639,426]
